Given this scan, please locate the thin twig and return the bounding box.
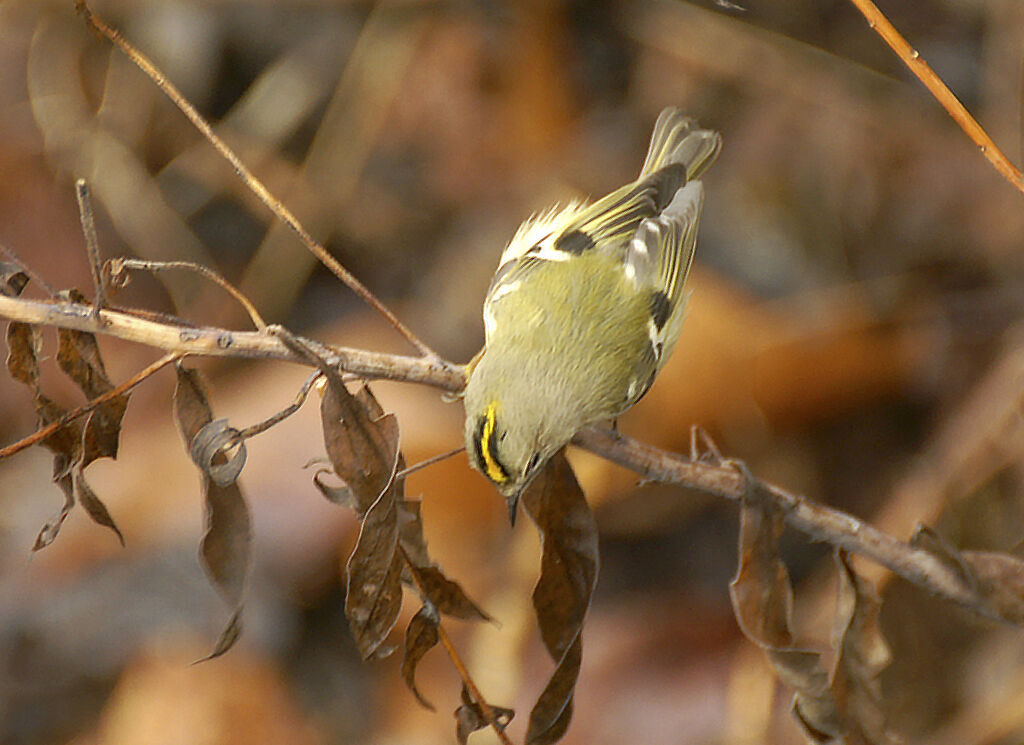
[110,258,266,330]
[395,446,465,480]
[74,179,106,319]
[438,625,514,745]
[236,371,320,439]
[397,545,513,745]
[847,0,1024,195]
[0,352,181,459]
[74,0,440,359]
[0,244,57,297]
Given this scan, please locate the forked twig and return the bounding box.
[108,258,267,331]
[74,179,106,318]
[73,0,439,359]
[0,351,182,459]
[847,0,1024,195]
[398,544,514,745]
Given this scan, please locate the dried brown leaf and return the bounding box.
[195,610,244,663]
[189,418,247,486]
[401,604,440,710]
[56,319,128,464]
[730,493,893,744]
[912,526,1024,623]
[408,564,491,622]
[79,395,129,467]
[0,262,29,297]
[345,481,403,659]
[6,322,41,387]
[74,467,124,546]
[730,495,841,742]
[521,451,598,745]
[830,551,892,744]
[960,550,1024,623]
[397,497,431,569]
[455,683,514,745]
[7,320,124,547]
[173,364,252,658]
[57,322,113,400]
[320,376,400,515]
[729,496,794,648]
[312,469,358,511]
[200,479,252,611]
[32,474,74,551]
[526,635,582,745]
[173,363,214,442]
[35,394,82,480]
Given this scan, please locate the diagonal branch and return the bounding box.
[847,0,1024,195]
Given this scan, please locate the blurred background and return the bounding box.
[2,0,1024,743]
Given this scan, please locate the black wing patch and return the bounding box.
[649,290,672,331]
[553,229,595,255]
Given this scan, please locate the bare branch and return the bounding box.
[847,0,1024,195]
[573,427,1018,625]
[0,290,1017,626]
[0,294,464,390]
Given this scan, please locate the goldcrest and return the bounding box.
[463,108,722,521]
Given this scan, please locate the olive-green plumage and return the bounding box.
[464,108,722,520]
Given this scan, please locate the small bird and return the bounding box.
[463,108,721,522]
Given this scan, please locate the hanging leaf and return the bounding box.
[729,490,839,741]
[32,474,75,551]
[829,551,892,743]
[0,262,29,297]
[57,320,129,465]
[189,418,247,486]
[454,683,514,745]
[173,363,252,659]
[6,322,123,547]
[407,564,491,622]
[397,498,432,569]
[521,451,598,745]
[74,468,125,546]
[729,486,894,744]
[401,603,441,710]
[6,322,41,387]
[320,373,400,515]
[345,481,403,660]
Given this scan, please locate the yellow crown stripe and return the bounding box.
[481,403,509,484]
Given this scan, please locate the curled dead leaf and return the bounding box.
[454,683,514,745]
[402,604,441,710]
[189,418,247,486]
[173,363,252,658]
[0,262,29,297]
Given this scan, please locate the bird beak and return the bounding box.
[506,490,520,527]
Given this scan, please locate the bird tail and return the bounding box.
[639,108,722,181]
